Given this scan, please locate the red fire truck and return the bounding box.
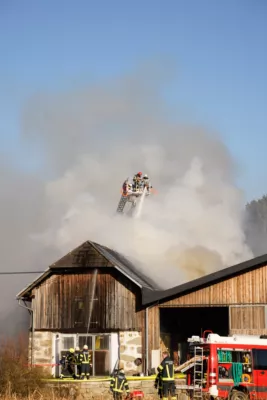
[177,331,267,400]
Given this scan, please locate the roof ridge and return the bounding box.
[142,252,267,305]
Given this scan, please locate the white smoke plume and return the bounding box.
[23,70,253,288]
[0,67,254,335]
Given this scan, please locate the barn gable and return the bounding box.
[49,240,157,290]
[17,240,158,300]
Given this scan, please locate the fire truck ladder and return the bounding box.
[116,195,128,213]
[193,346,204,399]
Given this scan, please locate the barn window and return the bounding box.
[62,337,75,350]
[95,335,109,350]
[74,297,85,326]
[78,335,93,350]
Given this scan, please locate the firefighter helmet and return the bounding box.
[69,348,75,353]
[83,345,88,350]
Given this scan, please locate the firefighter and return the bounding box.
[128,183,133,193]
[59,354,67,379]
[154,370,163,398]
[80,344,91,379]
[133,172,142,191]
[142,174,151,193]
[122,178,129,195]
[64,348,78,379]
[110,365,130,399]
[157,351,176,400]
[75,346,82,379]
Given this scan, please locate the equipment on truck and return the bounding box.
[116,172,154,215]
[176,330,267,400]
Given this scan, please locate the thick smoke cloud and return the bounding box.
[0,157,46,336]
[24,71,253,287]
[0,69,253,334]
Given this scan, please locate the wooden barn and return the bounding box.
[16,240,159,377]
[17,240,267,377]
[143,253,267,367]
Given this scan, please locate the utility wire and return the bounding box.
[0,271,45,275]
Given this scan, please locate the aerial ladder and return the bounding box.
[116,175,153,215]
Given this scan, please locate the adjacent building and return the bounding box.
[17,240,267,376]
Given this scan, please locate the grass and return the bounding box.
[0,335,159,399]
[0,335,182,399]
[0,334,53,399]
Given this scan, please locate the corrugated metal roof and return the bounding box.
[142,252,267,305]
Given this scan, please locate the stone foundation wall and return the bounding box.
[47,378,188,400]
[119,331,142,374]
[29,331,53,373]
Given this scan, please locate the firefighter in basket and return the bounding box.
[122,179,129,195]
[142,174,151,193]
[110,364,130,399]
[122,179,134,196]
[132,172,142,192]
[157,351,176,400]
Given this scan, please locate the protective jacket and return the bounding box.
[157,356,175,382]
[110,370,130,394]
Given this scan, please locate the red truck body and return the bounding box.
[185,332,267,399]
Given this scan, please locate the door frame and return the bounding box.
[55,333,119,377]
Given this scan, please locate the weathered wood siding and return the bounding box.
[148,306,160,351]
[145,265,267,348]
[141,306,160,370]
[158,264,267,306]
[32,270,143,332]
[229,305,267,335]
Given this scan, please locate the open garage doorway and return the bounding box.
[160,306,229,365]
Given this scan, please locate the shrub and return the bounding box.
[0,334,51,398]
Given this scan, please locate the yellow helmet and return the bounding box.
[69,348,75,353]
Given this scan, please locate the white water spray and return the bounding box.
[134,187,147,219]
[86,268,98,335]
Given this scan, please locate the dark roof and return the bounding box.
[90,241,159,290]
[142,252,267,305]
[17,239,267,305]
[17,240,159,299]
[16,269,52,299]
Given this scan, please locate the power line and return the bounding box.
[0,271,45,275]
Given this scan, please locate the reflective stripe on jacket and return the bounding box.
[157,356,175,381]
[80,351,91,364]
[110,373,130,393]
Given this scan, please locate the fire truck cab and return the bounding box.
[179,331,267,400]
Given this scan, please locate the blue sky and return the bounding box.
[1,0,267,201]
